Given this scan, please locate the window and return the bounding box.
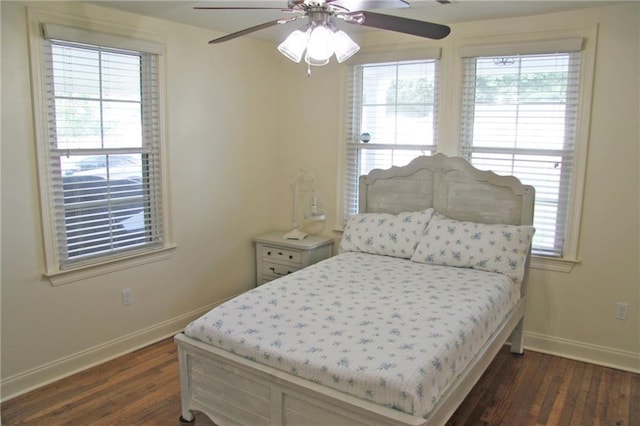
[459,40,586,258]
[31,20,169,280]
[344,58,439,217]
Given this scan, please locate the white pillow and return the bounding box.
[339,208,435,259]
[411,215,535,283]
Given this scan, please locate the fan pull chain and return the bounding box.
[307,61,311,77]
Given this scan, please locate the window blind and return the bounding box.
[460,52,582,257]
[43,37,164,268]
[344,59,438,217]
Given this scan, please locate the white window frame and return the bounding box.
[336,29,596,273]
[28,9,174,285]
[337,47,442,224]
[457,32,598,272]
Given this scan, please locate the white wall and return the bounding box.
[1,0,638,401]
[1,1,281,399]
[275,3,640,371]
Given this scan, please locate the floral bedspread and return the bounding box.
[185,252,520,418]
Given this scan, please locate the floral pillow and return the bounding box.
[411,215,535,283]
[339,208,435,259]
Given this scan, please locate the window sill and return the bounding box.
[531,255,578,273]
[44,244,178,286]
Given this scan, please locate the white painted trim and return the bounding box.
[42,23,164,54]
[46,244,178,286]
[28,7,165,50]
[531,255,578,273]
[27,7,174,279]
[457,38,583,57]
[0,297,234,403]
[562,24,599,264]
[346,46,442,65]
[334,64,349,231]
[524,331,640,374]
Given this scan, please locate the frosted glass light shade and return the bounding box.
[333,30,360,63]
[277,29,309,63]
[304,54,330,67]
[306,25,334,62]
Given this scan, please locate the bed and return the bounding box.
[175,153,535,425]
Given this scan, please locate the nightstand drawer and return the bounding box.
[261,246,302,265]
[254,232,334,286]
[262,262,299,278]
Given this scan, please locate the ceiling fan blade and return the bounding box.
[208,19,283,44]
[327,0,409,11]
[354,11,450,39]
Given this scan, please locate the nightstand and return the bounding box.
[253,232,334,286]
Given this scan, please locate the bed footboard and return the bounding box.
[175,333,425,426]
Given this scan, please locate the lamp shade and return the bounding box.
[277,29,309,63]
[332,30,360,63]
[306,25,334,63]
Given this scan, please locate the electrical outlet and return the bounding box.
[615,302,629,320]
[122,288,133,306]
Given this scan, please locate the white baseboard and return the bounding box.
[0,300,226,402]
[524,331,640,373]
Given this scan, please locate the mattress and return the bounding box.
[185,251,520,418]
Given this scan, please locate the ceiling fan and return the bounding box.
[195,0,451,68]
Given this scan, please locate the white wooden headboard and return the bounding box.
[359,154,535,227]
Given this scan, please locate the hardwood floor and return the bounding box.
[2,337,638,425]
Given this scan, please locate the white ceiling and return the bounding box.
[92,0,623,43]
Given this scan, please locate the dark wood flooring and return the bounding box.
[2,337,638,425]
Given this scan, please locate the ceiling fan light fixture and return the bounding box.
[278,10,361,67]
[277,28,309,63]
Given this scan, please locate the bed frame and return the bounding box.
[175,154,535,425]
